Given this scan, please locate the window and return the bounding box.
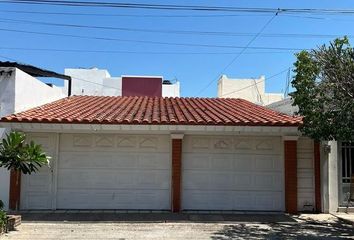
[342,142,354,183]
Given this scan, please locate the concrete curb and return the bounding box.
[331,213,354,226]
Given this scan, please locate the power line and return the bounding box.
[0,46,296,55]
[197,11,278,95]
[0,9,273,18]
[2,1,354,15]
[220,68,289,97]
[0,54,121,91]
[0,27,308,51]
[0,17,351,39]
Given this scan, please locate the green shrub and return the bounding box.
[0,200,6,233]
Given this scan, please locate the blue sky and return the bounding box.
[0,0,354,97]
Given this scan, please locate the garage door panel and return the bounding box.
[137,153,170,169]
[183,154,211,169]
[57,189,170,209]
[58,169,169,189]
[56,134,170,210]
[21,133,57,210]
[24,193,52,210]
[254,155,282,171]
[211,156,234,170]
[182,135,284,211]
[234,156,254,171]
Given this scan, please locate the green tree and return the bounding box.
[0,131,50,210]
[291,37,354,141]
[0,131,50,174]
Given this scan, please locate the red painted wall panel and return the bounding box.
[122,77,162,97]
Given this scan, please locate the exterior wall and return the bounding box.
[64,68,111,96]
[266,98,299,116]
[297,137,315,211]
[14,68,65,113]
[64,68,180,97]
[0,67,65,210]
[217,75,283,105]
[328,141,339,213]
[102,77,122,96]
[162,82,180,97]
[122,76,162,97]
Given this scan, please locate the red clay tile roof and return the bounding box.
[0,96,302,126]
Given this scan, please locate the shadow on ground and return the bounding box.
[19,212,296,223]
[211,218,354,239]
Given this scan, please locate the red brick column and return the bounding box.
[284,138,298,214]
[171,134,183,212]
[9,169,21,210]
[314,141,321,213]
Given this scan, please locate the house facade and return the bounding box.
[0,66,66,210]
[217,75,284,105]
[63,68,180,97]
[267,97,354,213]
[0,96,320,213]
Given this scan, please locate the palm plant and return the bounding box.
[0,131,50,210]
[0,131,50,174]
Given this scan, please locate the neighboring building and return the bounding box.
[0,63,67,210]
[217,75,284,105]
[267,97,354,213]
[1,96,320,214]
[266,97,298,116]
[64,68,180,97]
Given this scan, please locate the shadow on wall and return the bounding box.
[211,218,354,239]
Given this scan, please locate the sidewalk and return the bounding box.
[333,213,354,225]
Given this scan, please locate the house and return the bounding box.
[0,62,68,210]
[63,68,180,97]
[267,97,354,213]
[0,95,321,214]
[217,75,284,105]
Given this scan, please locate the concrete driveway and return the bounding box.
[1,213,353,239]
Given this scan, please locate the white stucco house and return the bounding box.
[0,64,67,210]
[217,75,284,105]
[63,68,180,97]
[0,95,322,214]
[267,97,354,213]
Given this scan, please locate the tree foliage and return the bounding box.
[291,37,354,141]
[0,131,50,174]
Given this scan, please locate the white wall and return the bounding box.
[217,75,283,105]
[64,68,111,96]
[102,77,122,96]
[14,68,65,113]
[64,68,180,97]
[266,98,299,116]
[0,67,65,210]
[297,137,315,211]
[162,82,180,97]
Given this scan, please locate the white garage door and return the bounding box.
[182,136,284,211]
[56,134,171,210]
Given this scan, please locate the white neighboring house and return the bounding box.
[217,75,284,105]
[267,97,354,213]
[0,66,66,210]
[63,68,180,97]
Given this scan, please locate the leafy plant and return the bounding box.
[0,131,50,174]
[0,200,6,233]
[291,37,354,141]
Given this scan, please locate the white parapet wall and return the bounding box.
[162,81,180,97]
[217,75,283,105]
[0,67,65,210]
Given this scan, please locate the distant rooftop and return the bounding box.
[0,61,71,81]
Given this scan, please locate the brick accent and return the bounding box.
[284,140,298,214]
[314,141,321,213]
[171,139,182,212]
[6,215,21,231]
[9,169,21,210]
